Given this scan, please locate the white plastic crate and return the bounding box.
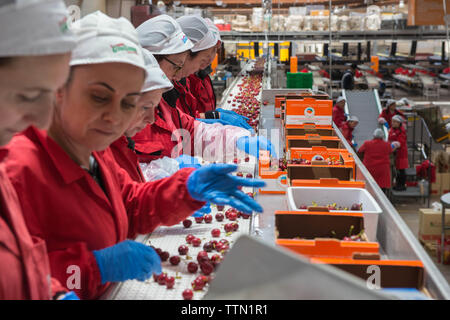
[287,187,382,241]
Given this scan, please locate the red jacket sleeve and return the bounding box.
[103,153,205,238]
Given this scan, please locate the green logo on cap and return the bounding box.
[59,17,69,33]
[111,43,137,55]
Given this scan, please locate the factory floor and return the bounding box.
[394,195,450,285]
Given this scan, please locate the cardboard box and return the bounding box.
[408,0,450,26]
[418,208,450,242]
[431,172,443,195]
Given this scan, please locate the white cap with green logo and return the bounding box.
[69,11,146,75]
[0,0,76,57]
[141,48,173,93]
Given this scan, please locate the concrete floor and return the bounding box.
[394,195,450,285]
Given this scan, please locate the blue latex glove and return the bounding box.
[384,122,390,129]
[352,143,358,148]
[196,118,233,126]
[236,135,277,158]
[192,202,211,217]
[59,291,80,300]
[187,163,266,214]
[175,155,200,169]
[216,108,254,132]
[93,240,162,284]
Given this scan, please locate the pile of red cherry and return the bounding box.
[227,73,262,133]
[152,205,253,300]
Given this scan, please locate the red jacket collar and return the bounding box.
[24,126,92,185]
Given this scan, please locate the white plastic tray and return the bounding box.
[287,186,382,241]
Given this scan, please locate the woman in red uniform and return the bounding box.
[4,12,265,300]
[332,96,347,129]
[388,115,409,191]
[134,15,275,163]
[109,49,173,183]
[378,99,405,129]
[358,129,394,193]
[340,116,359,147]
[0,0,78,300]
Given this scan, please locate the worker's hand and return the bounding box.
[57,291,80,300]
[93,240,162,284]
[186,163,266,214]
[196,118,232,126]
[378,117,387,125]
[391,141,401,149]
[236,135,277,158]
[192,202,211,217]
[175,155,201,169]
[384,122,390,129]
[216,108,254,132]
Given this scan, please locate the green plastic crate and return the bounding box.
[287,72,313,89]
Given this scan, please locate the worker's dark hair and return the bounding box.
[152,54,166,62]
[0,57,13,67]
[189,50,200,58]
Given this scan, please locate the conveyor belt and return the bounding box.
[343,90,382,147]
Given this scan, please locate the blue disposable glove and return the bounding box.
[236,135,277,158]
[192,202,211,217]
[352,143,358,148]
[175,155,200,169]
[187,163,266,214]
[93,240,162,284]
[384,122,390,129]
[216,108,254,132]
[196,118,232,126]
[59,291,80,300]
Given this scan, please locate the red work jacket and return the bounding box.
[173,78,201,118]
[340,122,354,145]
[188,72,216,113]
[109,136,145,183]
[133,89,196,163]
[388,126,409,169]
[358,139,393,188]
[0,149,55,300]
[4,126,204,300]
[332,105,347,129]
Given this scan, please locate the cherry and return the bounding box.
[219,239,229,245]
[195,216,204,224]
[224,223,234,233]
[299,205,307,209]
[246,192,254,198]
[182,289,193,300]
[178,245,189,255]
[211,228,221,237]
[155,248,163,256]
[236,172,243,177]
[157,273,166,285]
[215,213,224,222]
[159,251,169,262]
[200,261,214,276]
[191,278,205,291]
[186,234,195,244]
[227,211,237,221]
[215,242,224,252]
[166,276,175,289]
[196,275,210,284]
[204,214,213,223]
[210,254,222,268]
[241,213,251,219]
[197,251,209,264]
[203,242,214,252]
[192,237,201,247]
[153,273,159,282]
[233,158,239,164]
[169,255,181,266]
[187,262,198,273]
[246,173,253,178]
[216,205,225,211]
[245,157,250,162]
[232,222,239,231]
[183,219,192,228]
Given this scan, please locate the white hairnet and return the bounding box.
[70,11,146,74]
[141,48,173,93]
[177,15,217,52]
[348,115,359,122]
[336,96,346,104]
[392,115,404,123]
[0,0,76,57]
[373,128,384,139]
[204,18,221,44]
[386,99,396,107]
[137,14,193,55]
